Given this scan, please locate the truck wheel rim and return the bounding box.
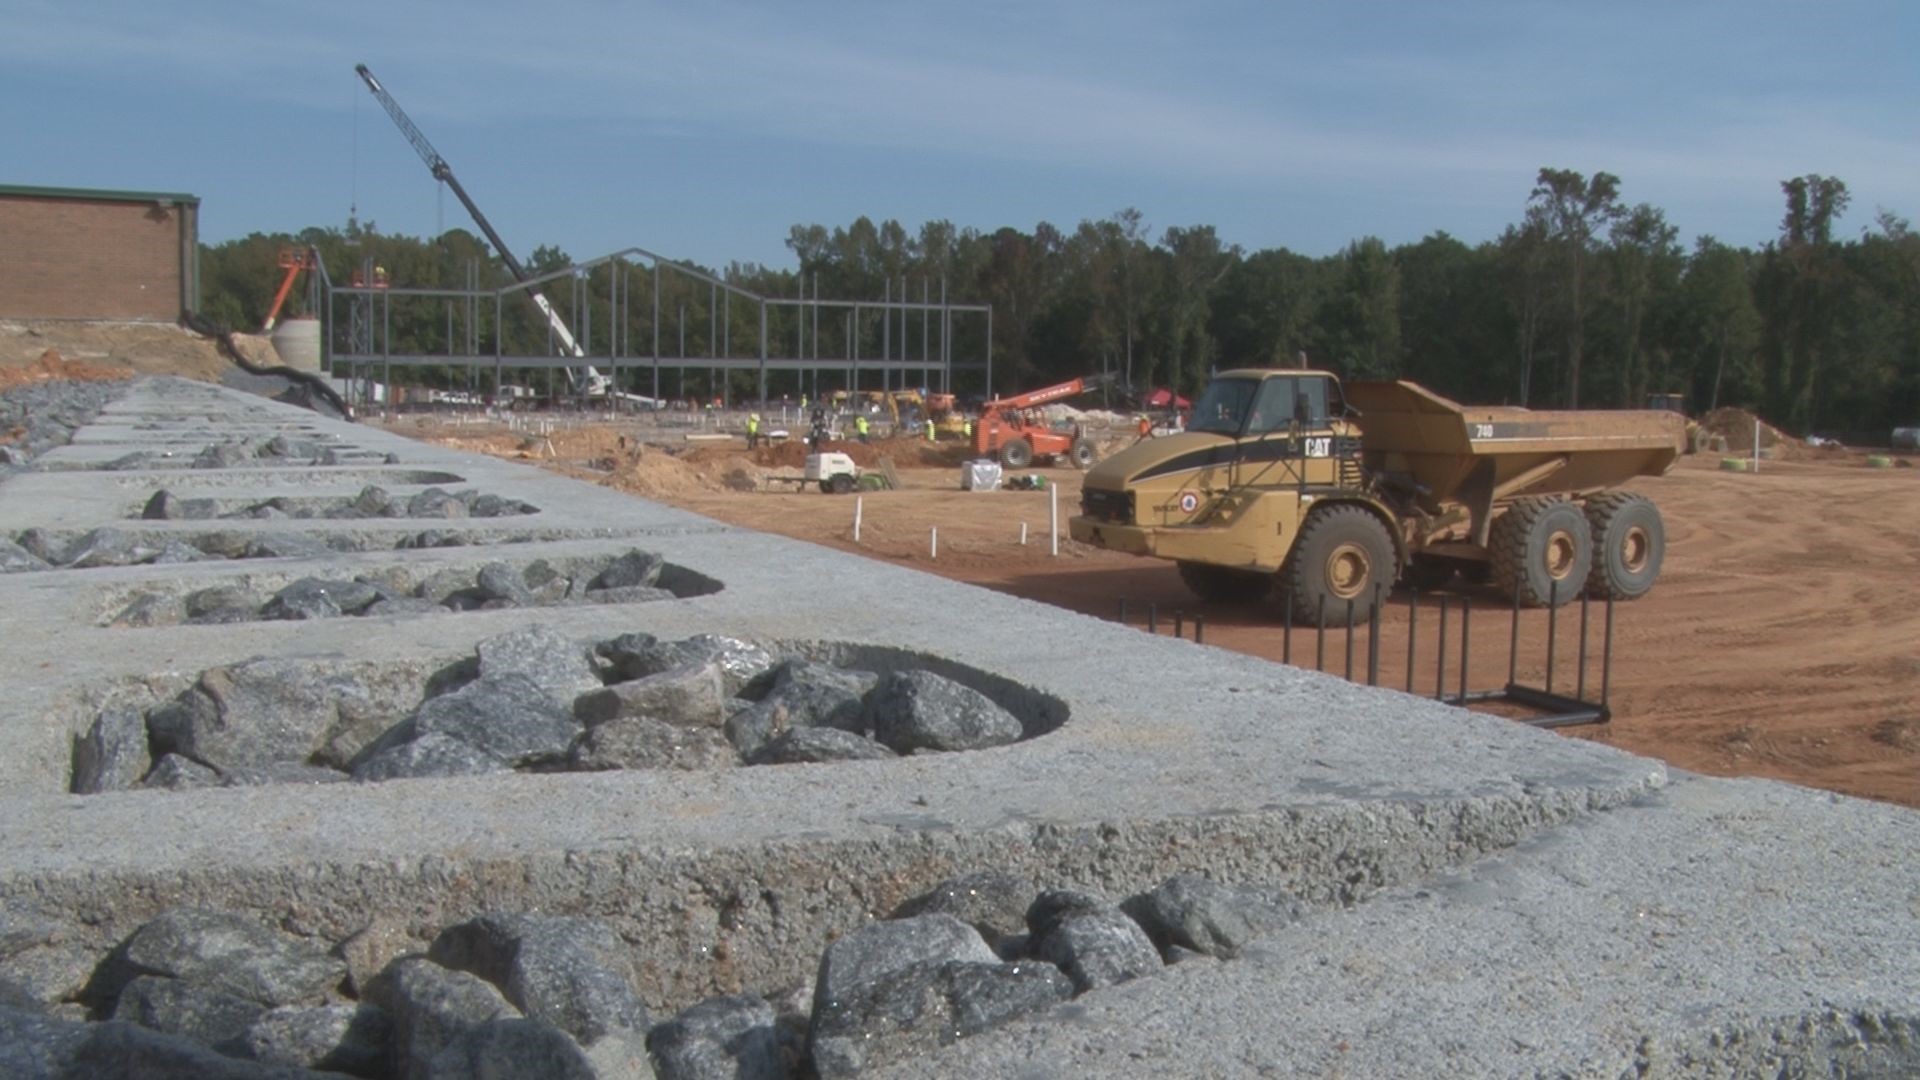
[1545,531,1577,579]
[1621,526,1650,573]
[1326,543,1370,599]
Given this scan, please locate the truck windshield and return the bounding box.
[1188,378,1260,435]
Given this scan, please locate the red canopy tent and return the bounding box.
[1144,387,1190,409]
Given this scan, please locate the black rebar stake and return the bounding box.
[1435,596,1449,699]
[1601,592,1616,707]
[1458,598,1471,701]
[1406,590,1418,693]
[1118,598,1128,625]
[1194,614,1205,645]
[1509,585,1522,686]
[1576,591,1591,703]
[1545,580,1559,696]
[1174,610,1184,640]
[1283,592,1294,665]
[1315,596,1327,672]
[1343,598,1356,681]
[1148,603,1157,635]
[1367,586,1382,687]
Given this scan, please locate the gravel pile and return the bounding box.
[0,380,126,467]
[101,435,396,471]
[71,629,1033,792]
[106,549,714,628]
[0,870,1302,1078]
[137,485,537,522]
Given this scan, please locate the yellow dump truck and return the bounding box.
[1070,369,1685,616]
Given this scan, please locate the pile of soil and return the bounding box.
[0,321,230,382]
[1698,407,1802,455]
[0,348,135,389]
[600,448,772,499]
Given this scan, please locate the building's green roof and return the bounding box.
[0,184,199,206]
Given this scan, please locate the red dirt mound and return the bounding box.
[0,348,135,389]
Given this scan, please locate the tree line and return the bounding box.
[198,168,1920,435]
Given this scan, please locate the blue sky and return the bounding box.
[3,1,1914,275]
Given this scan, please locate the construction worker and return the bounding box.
[1137,414,1152,442]
[855,414,870,443]
[964,418,973,440]
[925,417,936,443]
[746,412,760,449]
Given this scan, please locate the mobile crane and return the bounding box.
[973,373,1125,469]
[354,64,647,405]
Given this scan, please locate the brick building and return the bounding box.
[0,184,200,321]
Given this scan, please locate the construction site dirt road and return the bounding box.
[395,415,1920,810]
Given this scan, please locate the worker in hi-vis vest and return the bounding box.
[855,414,869,443]
[746,413,760,449]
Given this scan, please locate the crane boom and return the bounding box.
[354,63,604,386]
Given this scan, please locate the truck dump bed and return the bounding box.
[1343,380,1685,506]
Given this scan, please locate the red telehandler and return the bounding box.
[972,373,1129,469]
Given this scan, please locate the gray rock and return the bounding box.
[412,674,579,768]
[407,488,469,519]
[351,485,394,517]
[894,871,1037,951]
[364,597,448,618]
[476,562,532,605]
[427,913,650,1048]
[1120,874,1305,960]
[0,942,96,1008]
[475,624,602,702]
[468,494,535,518]
[412,568,476,604]
[0,901,67,959]
[241,1002,392,1076]
[116,908,347,1007]
[61,526,153,568]
[142,490,218,521]
[588,549,665,591]
[648,993,782,1080]
[148,659,386,773]
[522,560,570,602]
[352,732,512,783]
[811,914,997,1018]
[809,959,1072,1079]
[150,540,215,565]
[570,718,739,772]
[598,634,778,697]
[113,974,267,1053]
[1030,907,1160,993]
[366,956,520,1080]
[185,585,259,619]
[868,670,1023,754]
[194,441,251,468]
[337,917,425,998]
[399,529,467,549]
[262,577,382,620]
[71,706,152,793]
[425,1018,611,1079]
[109,592,184,628]
[725,663,879,757]
[0,1005,328,1079]
[745,727,896,766]
[142,753,223,790]
[243,534,333,560]
[0,538,50,573]
[575,663,725,728]
[1023,889,1113,941]
[15,528,62,562]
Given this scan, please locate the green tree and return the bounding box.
[1528,168,1623,406]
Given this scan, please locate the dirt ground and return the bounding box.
[0,321,235,383]
[404,419,1920,809]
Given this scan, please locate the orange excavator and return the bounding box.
[261,247,318,332]
[973,373,1126,469]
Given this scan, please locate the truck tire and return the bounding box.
[1001,438,1034,469]
[1283,505,1396,620]
[818,480,834,494]
[830,473,855,495]
[1490,497,1592,608]
[1178,561,1275,604]
[1069,437,1097,469]
[1583,492,1663,599]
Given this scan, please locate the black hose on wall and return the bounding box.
[184,313,356,422]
